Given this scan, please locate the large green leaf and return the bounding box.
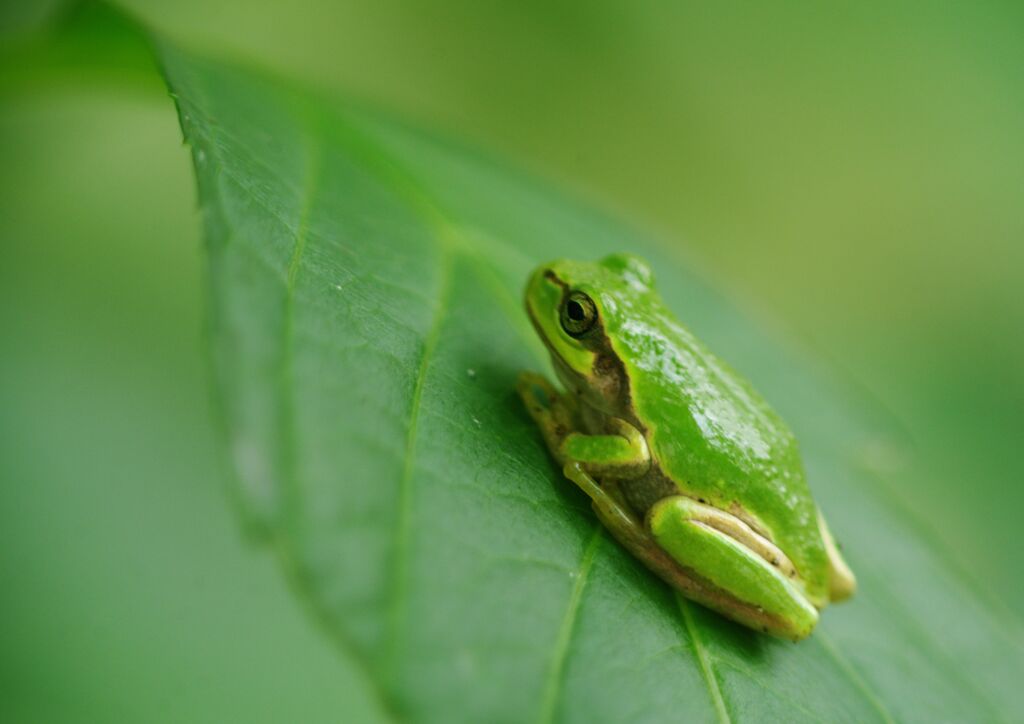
[159,37,1022,722]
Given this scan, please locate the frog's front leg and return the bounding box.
[516,372,577,467]
[518,371,652,539]
[517,372,649,477]
[520,371,683,587]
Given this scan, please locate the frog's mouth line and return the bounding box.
[524,299,549,347]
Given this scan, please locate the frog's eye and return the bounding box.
[560,291,598,337]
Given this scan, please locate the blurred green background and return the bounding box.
[2,1,1021,720]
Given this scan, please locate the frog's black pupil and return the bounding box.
[568,300,585,321]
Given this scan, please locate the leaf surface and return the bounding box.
[159,40,1023,723]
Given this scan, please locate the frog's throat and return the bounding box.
[550,352,584,396]
[543,323,632,414]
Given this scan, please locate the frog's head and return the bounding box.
[524,253,655,405]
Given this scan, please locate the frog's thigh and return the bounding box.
[649,496,819,639]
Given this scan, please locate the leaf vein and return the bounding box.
[536,529,602,724]
[816,631,895,724]
[676,593,732,724]
[383,244,455,681]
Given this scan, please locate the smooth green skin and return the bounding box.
[518,254,854,639]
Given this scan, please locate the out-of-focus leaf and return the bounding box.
[158,34,1023,723]
[0,2,161,93]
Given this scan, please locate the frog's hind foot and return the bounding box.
[818,510,856,602]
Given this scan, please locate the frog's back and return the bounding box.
[597,288,830,600]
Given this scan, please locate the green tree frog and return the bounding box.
[518,254,855,640]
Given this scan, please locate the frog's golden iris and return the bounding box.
[560,291,598,337]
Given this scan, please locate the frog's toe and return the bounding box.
[829,561,856,602]
[516,372,556,414]
[818,511,856,602]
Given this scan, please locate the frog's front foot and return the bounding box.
[517,371,574,465]
[516,371,559,418]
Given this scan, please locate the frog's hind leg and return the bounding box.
[818,510,857,602]
[564,462,718,608]
[564,462,654,555]
[564,465,816,640]
[648,496,819,640]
